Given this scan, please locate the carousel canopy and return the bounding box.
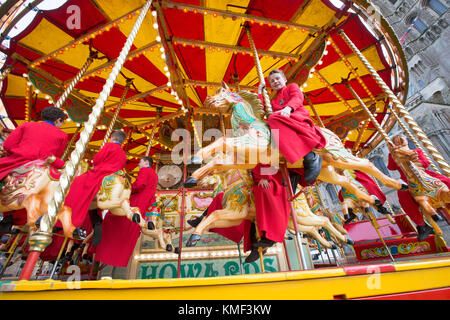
[0,0,408,173]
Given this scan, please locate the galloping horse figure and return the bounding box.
[56,169,154,238]
[302,186,349,238]
[288,191,351,249]
[185,167,256,247]
[389,135,450,218]
[187,167,351,250]
[189,82,406,205]
[0,156,153,241]
[0,156,85,239]
[141,203,175,252]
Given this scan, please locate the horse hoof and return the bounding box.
[148,221,155,230]
[166,244,173,252]
[132,213,141,224]
[184,177,198,188]
[400,183,409,191]
[373,197,382,207]
[186,234,201,247]
[35,216,42,228]
[187,216,203,228]
[346,238,354,245]
[174,247,181,254]
[331,243,338,249]
[72,227,87,241]
[190,156,203,165]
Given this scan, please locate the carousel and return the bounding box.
[0,0,449,300]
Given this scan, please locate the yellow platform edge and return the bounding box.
[1,258,449,300]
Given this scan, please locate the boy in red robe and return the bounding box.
[250,164,290,245]
[387,134,450,241]
[95,156,158,268]
[0,106,68,234]
[0,106,68,181]
[61,130,127,244]
[259,69,326,185]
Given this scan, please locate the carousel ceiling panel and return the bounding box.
[0,0,408,169]
[4,74,27,97]
[294,0,337,28]
[19,18,74,55]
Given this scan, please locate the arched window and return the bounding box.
[428,0,447,15]
[326,184,338,201]
[406,14,428,34]
[414,18,428,33]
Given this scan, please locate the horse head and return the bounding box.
[204,81,244,112]
[198,170,224,189]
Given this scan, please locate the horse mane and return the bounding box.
[237,90,265,121]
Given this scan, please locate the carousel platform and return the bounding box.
[0,254,449,300]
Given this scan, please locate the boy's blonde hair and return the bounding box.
[268,69,286,79]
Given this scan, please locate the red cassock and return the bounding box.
[338,170,387,204]
[62,142,127,228]
[387,149,450,226]
[95,167,158,267]
[266,83,326,164]
[206,192,253,252]
[0,122,67,181]
[252,163,290,243]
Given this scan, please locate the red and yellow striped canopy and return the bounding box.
[0,0,408,172]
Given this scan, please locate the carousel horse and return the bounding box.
[288,191,351,249]
[185,167,256,247]
[389,135,450,218]
[0,155,153,241]
[55,168,155,239]
[337,169,395,224]
[302,187,349,238]
[186,167,351,250]
[141,207,175,252]
[0,156,86,240]
[188,82,407,205]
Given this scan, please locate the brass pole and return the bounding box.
[101,78,133,148]
[25,0,154,258]
[54,52,96,109]
[145,108,162,157]
[344,82,393,147]
[304,94,325,128]
[338,29,450,176]
[62,124,82,161]
[245,25,272,116]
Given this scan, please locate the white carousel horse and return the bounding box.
[188,82,407,206]
[288,191,351,249]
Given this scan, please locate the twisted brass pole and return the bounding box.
[28,0,153,254]
[145,124,158,157]
[61,124,83,161]
[304,94,325,128]
[245,25,272,116]
[101,79,133,148]
[387,104,441,173]
[338,29,450,176]
[145,108,161,157]
[344,82,393,146]
[54,53,95,109]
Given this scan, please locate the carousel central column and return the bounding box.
[20,0,154,281]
